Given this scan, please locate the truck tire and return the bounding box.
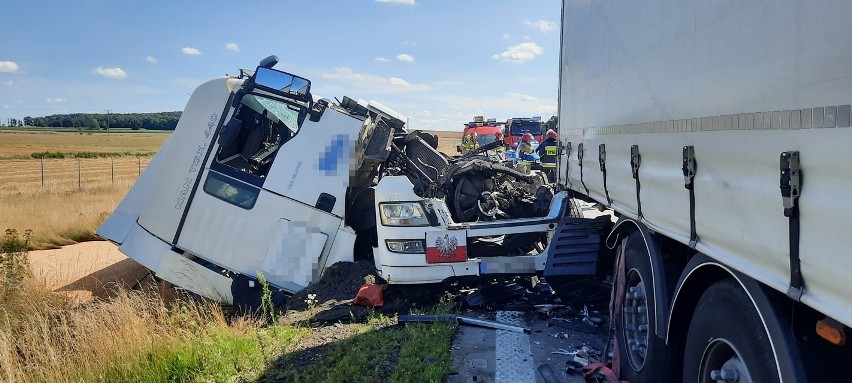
[347,188,376,233]
[616,231,671,381]
[682,279,779,383]
[354,229,377,262]
[567,198,583,218]
[347,188,377,261]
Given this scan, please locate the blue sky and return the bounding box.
[0,0,561,131]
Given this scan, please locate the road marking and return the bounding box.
[495,311,535,383]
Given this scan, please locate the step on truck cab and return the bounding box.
[98,56,577,305]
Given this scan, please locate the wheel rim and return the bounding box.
[623,268,650,371]
[698,339,754,383]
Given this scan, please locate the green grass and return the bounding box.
[279,305,456,383]
[96,325,307,383]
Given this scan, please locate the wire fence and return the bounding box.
[0,157,152,196]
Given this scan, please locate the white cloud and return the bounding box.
[225,42,240,52]
[3,80,14,86]
[2,104,10,109]
[537,104,558,114]
[181,47,202,56]
[145,55,158,64]
[0,61,19,73]
[93,67,127,79]
[376,0,415,5]
[319,67,429,93]
[492,42,543,62]
[502,34,511,39]
[403,41,418,46]
[506,92,540,102]
[396,53,415,63]
[374,57,391,62]
[389,77,410,87]
[524,19,557,33]
[46,98,67,103]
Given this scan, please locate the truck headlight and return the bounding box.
[379,202,430,226]
[386,239,426,253]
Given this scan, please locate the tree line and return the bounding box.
[4,111,182,130]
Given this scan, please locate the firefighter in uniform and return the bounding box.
[462,132,479,154]
[493,131,505,158]
[537,129,559,182]
[517,132,536,167]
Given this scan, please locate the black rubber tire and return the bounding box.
[615,231,671,382]
[353,230,377,262]
[347,188,376,233]
[682,279,780,383]
[567,198,583,218]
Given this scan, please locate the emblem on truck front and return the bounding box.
[435,234,459,258]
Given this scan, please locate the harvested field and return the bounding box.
[0,130,167,158]
[0,130,161,248]
[423,130,463,155]
[0,157,150,196]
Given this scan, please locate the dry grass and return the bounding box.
[0,131,167,158]
[0,130,156,248]
[0,181,134,249]
[0,157,150,196]
[0,232,304,383]
[0,280,303,383]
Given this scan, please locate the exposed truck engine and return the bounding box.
[97,56,575,304]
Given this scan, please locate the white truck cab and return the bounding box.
[98,57,574,304]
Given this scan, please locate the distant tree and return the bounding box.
[10,118,17,127]
[23,116,33,126]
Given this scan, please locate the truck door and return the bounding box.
[172,69,352,291]
[135,78,232,245]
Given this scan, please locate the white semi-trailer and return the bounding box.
[558,0,852,381]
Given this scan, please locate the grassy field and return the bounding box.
[0,130,167,159]
[0,131,163,249]
[0,233,455,382]
[424,130,462,155]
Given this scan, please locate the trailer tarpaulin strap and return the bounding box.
[630,145,642,218]
[578,143,589,196]
[563,141,572,188]
[682,146,698,248]
[599,144,612,205]
[780,151,803,301]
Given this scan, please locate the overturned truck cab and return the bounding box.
[98,57,573,304]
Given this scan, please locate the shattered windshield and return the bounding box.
[242,94,300,136]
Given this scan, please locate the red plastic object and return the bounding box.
[354,284,385,307]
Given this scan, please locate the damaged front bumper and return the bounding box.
[373,176,569,284]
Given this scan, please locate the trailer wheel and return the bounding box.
[682,279,778,383]
[616,232,670,381]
